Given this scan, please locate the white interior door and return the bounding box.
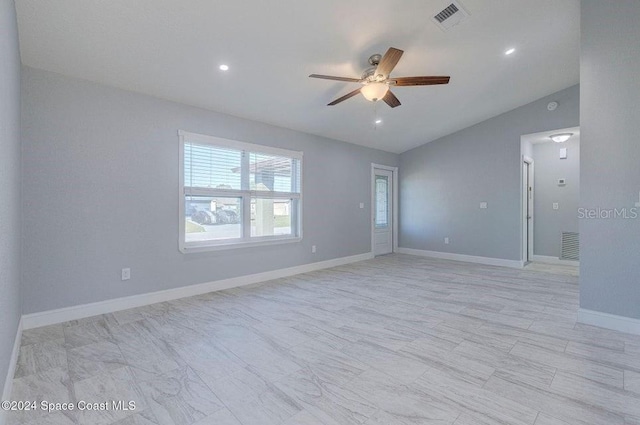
[522,158,534,263]
[373,168,393,256]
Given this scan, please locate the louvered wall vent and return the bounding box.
[432,1,470,31]
[561,232,579,261]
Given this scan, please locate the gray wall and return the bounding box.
[21,67,398,314]
[399,85,579,261]
[580,1,640,319]
[533,138,580,257]
[0,0,22,393]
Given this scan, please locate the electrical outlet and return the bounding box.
[121,268,131,281]
[444,237,449,244]
[553,203,559,210]
[480,202,488,209]
[311,245,317,253]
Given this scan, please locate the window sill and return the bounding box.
[180,236,302,253]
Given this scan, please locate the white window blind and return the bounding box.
[179,131,303,252]
[184,144,242,190]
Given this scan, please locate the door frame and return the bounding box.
[371,163,398,255]
[522,156,534,264]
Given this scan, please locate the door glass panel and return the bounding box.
[375,175,389,228]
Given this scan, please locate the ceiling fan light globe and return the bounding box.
[361,82,389,102]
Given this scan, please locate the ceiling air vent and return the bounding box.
[432,1,470,31]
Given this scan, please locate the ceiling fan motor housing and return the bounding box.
[368,53,382,66]
[361,66,378,81]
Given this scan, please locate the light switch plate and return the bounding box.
[480,202,488,209]
[560,148,567,159]
[553,203,559,210]
[359,202,364,209]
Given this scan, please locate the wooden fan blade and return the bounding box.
[375,47,404,79]
[309,74,362,83]
[328,88,362,106]
[382,91,401,108]
[391,76,450,86]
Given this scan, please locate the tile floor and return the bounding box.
[7,254,640,425]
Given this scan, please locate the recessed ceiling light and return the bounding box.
[375,119,382,125]
[505,48,516,56]
[219,64,229,71]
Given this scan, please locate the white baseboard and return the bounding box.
[577,308,640,336]
[531,255,579,266]
[2,317,23,412]
[396,247,523,269]
[22,252,374,330]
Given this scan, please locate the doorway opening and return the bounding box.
[521,126,580,266]
[522,157,534,263]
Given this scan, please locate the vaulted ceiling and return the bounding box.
[15,0,580,153]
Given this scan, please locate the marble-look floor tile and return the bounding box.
[282,410,330,425]
[138,366,223,425]
[63,319,114,349]
[63,314,118,329]
[275,367,377,425]
[340,340,429,385]
[476,322,568,353]
[15,340,67,379]
[67,340,127,382]
[9,254,640,425]
[565,341,640,373]
[413,366,538,425]
[348,369,458,425]
[483,375,623,425]
[7,411,77,425]
[286,340,370,384]
[453,340,556,387]
[206,366,272,407]
[10,368,76,424]
[224,385,301,425]
[168,338,245,386]
[73,366,146,425]
[625,370,640,394]
[21,325,65,347]
[550,371,640,417]
[534,413,574,425]
[112,308,147,326]
[209,365,303,425]
[510,341,623,387]
[400,339,494,387]
[110,410,159,425]
[453,412,504,425]
[210,324,301,382]
[191,408,242,425]
[626,416,640,425]
[110,320,184,383]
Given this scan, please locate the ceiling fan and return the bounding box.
[309,47,450,108]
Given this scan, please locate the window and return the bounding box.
[179,131,302,252]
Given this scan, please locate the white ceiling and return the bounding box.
[15,0,580,153]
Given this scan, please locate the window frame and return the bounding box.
[178,130,303,253]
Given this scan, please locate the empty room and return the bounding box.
[1,1,639,424]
